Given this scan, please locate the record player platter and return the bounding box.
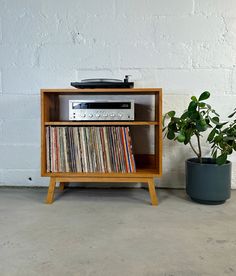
[81,78,122,83]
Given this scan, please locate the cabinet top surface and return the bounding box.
[41,88,162,94]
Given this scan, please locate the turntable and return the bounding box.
[71,75,134,89]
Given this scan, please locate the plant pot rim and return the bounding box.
[186,157,231,166]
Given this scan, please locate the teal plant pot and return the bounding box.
[186,158,231,205]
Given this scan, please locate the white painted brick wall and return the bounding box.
[195,0,236,17]
[0,0,235,188]
[1,170,49,187]
[0,17,2,43]
[119,42,192,69]
[0,145,40,170]
[0,71,2,94]
[117,0,193,16]
[154,16,226,42]
[231,68,236,94]
[0,119,40,144]
[192,41,236,69]
[0,95,39,119]
[154,69,231,93]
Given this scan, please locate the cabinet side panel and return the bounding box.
[41,91,47,175]
[155,90,162,175]
[41,92,60,175]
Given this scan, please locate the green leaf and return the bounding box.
[198,102,206,108]
[200,119,207,126]
[216,121,228,129]
[228,110,236,118]
[177,134,185,143]
[196,118,208,131]
[214,134,223,143]
[191,96,198,102]
[224,136,235,141]
[162,114,167,127]
[167,111,176,118]
[188,101,197,113]
[212,116,219,122]
[167,130,175,140]
[168,122,178,132]
[212,149,217,159]
[171,117,180,123]
[216,153,227,165]
[212,109,220,117]
[189,111,200,120]
[181,111,189,120]
[208,128,216,141]
[211,116,220,125]
[199,91,210,101]
[196,122,208,132]
[183,129,193,144]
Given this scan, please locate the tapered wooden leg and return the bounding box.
[45,177,56,204]
[147,178,158,206]
[59,182,66,191]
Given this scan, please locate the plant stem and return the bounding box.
[189,140,199,158]
[196,133,202,163]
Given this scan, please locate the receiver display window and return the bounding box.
[72,102,131,109]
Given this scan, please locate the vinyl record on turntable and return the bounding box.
[81,78,123,83]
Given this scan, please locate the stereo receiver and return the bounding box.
[69,100,135,121]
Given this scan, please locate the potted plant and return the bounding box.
[163,91,236,204]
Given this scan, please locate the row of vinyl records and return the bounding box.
[46,126,136,173]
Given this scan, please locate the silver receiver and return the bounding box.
[69,100,135,121]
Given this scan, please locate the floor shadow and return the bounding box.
[54,187,150,205]
[0,187,191,206]
[155,187,190,203]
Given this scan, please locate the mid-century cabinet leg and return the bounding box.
[45,177,158,206]
[147,178,158,206]
[46,177,56,204]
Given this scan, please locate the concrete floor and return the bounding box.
[0,187,236,276]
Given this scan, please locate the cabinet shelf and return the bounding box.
[45,121,159,126]
[41,88,162,94]
[42,169,161,178]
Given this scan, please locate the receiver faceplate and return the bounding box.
[69,100,135,121]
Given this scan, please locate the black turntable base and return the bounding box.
[71,76,134,89]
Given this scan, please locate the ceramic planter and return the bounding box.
[186,158,231,204]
